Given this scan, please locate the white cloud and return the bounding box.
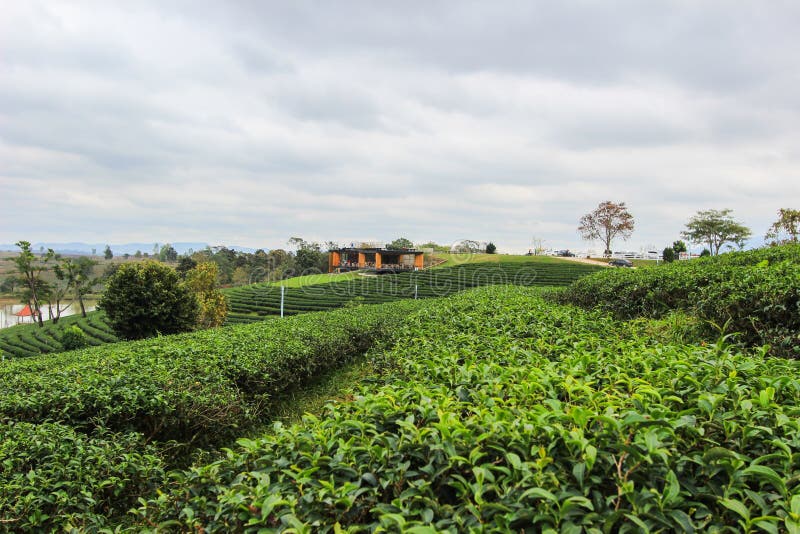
[1,1,799,253]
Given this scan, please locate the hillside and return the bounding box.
[225,256,601,323]
[3,280,800,531]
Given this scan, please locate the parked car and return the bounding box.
[557,250,576,257]
[609,258,633,268]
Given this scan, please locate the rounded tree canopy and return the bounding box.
[98,261,198,340]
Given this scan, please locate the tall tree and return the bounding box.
[765,208,800,245]
[681,209,752,255]
[104,245,113,260]
[11,241,54,327]
[55,256,98,317]
[578,201,635,257]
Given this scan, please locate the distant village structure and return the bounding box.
[328,247,424,273]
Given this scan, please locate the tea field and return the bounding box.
[225,257,601,324]
[0,257,598,359]
[0,312,117,359]
[2,248,800,531]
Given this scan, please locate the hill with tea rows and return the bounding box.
[225,257,601,323]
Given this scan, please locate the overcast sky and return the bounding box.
[1,1,798,253]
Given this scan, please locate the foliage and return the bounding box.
[560,244,800,356]
[672,240,687,254]
[0,312,117,359]
[224,259,601,324]
[159,243,178,262]
[11,240,55,327]
[450,239,481,253]
[681,208,752,255]
[185,262,228,328]
[54,255,98,318]
[386,237,414,250]
[662,247,676,262]
[104,245,113,260]
[578,201,634,255]
[485,242,497,254]
[175,256,198,278]
[765,208,800,245]
[0,421,165,531]
[98,260,199,340]
[0,299,426,448]
[60,325,88,351]
[138,288,800,532]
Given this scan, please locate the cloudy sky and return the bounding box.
[2,1,798,253]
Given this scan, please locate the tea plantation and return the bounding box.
[225,258,601,324]
[2,248,800,532]
[0,312,117,358]
[0,257,598,358]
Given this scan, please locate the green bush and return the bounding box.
[138,288,800,532]
[98,260,199,340]
[560,245,800,356]
[0,299,427,448]
[0,421,165,531]
[60,325,88,351]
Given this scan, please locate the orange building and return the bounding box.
[329,247,424,273]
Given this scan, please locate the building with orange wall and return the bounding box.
[328,247,424,273]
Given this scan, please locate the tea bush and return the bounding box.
[0,299,426,448]
[0,421,165,532]
[138,287,800,532]
[60,324,88,350]
[561,245,800,356]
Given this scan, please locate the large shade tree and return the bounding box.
[578,201,635,256]
[681,208,751,255]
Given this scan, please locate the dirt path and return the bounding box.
[553,256,611,267]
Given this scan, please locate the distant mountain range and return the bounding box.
[0,242,261,256]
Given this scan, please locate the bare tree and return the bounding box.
[578,201,635,257]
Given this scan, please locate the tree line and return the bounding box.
[578,202,798,258]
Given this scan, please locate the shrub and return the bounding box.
[138,289,800,532]
[0,299,427,448]
[98,260,198,340]
[560,245,800,356]
[60,325,88,350]
[0,421,164,531]
[662,247,676,262]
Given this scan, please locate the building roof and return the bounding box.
[334,247,423,254]
[14,304,40,317]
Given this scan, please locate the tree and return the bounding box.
[681,209,752,256]
[485,242,497,254]
[662,247,676,263]
[176,256,198,278]
[578,201,635,257]
[11,241,54,327]
[184,262,228,328]
[159,244,178,262]
[98,261,198,340]
[55,256,98,317]
[451,240,481,253]
[104,245,113,260]
[134,250,142,258]
[672,240,687,254]
[386,237,414,250]
[765,208,800,246]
